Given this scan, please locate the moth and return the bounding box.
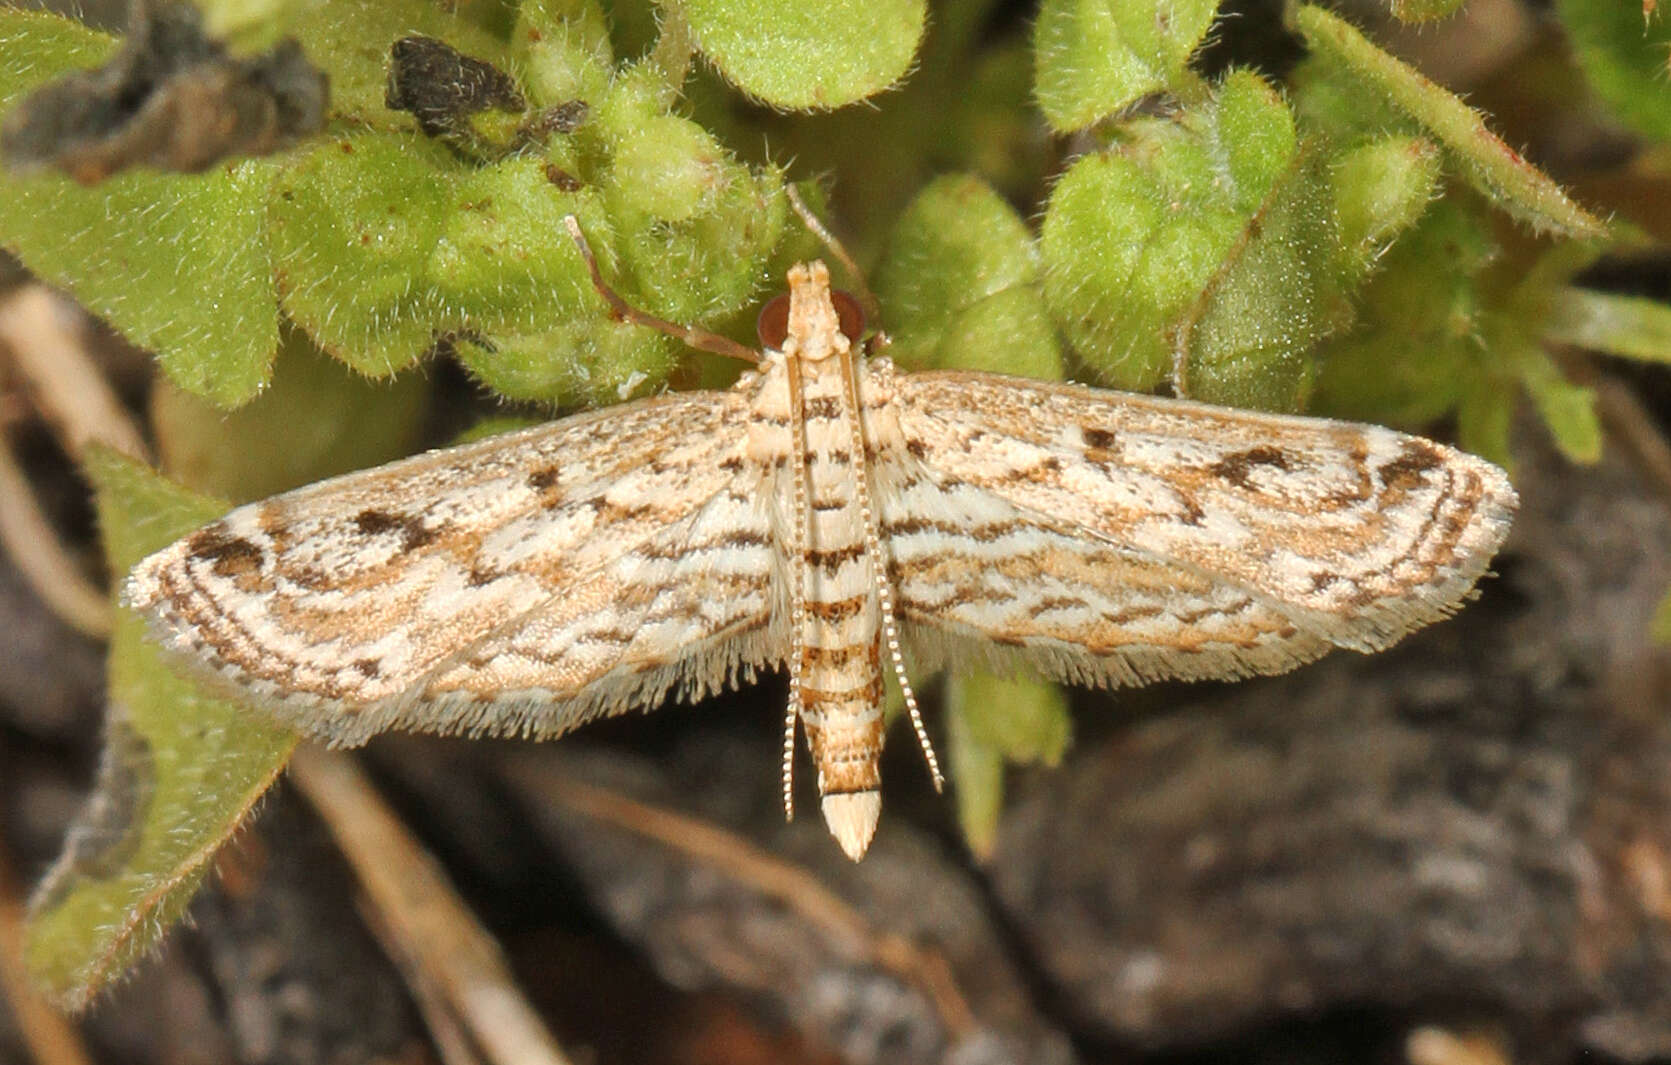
[127,214,1517,860]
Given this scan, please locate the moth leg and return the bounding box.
[561,215,760,365]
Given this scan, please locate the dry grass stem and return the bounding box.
[288,746,574,1065]
[0,833,95,1065]
[0,431,113,638]
[498,755,978,1038]
[0,286,149,464]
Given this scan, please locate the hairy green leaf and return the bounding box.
[1388,0,1466,23]
[680,0,926,109]
[0,10,280,406]
[291,0,508,124]
[873,174,1060,377]
[1033,0,1216,132]
[26,451,295,1010]
[1042,70,1340,409]
[1294,5,1605,239]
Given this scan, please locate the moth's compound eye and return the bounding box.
[832,290,866,346]
[757,294,791,350]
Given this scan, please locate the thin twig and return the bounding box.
[0,285,149,464]
[354,893,486,1065]
[0,830,96,1065]
[1596,375,1671,504]
[1407,1026,1512,1065]
[497,755,978,1038]
[288,746,574,1065]
[0,430,113,638]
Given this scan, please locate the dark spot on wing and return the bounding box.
[188,525,264,578]
[354,509,401,535]
[355,508,439,551]
[528,464,561,491]
[1001,455,1062,484]
[1083,427,1117,451]
[1209,445,1293,488]
[592,499,658,524]
[353,658,382,678]
[1377,444,1443,493]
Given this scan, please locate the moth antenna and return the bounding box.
[781,702,797,822]
[782,360,813,822]
[784,185,884,340]
[562,215,760,365]
[836,346,944,793]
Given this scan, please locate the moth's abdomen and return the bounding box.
[797,643,885,794]
[777,349,896,859]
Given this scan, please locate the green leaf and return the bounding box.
[949,673,1072,766]
[263,53,785,401]
[268,133,607,380]
[0,8,113,101]
[1545,288,1671,365]
[945,672,1072,859]
[196,0,327,51]
[933,287,1063,381]
[1311,193,1599,469]
[679,0,926,109]
[1033,0,1217,132]
[454,319,676,405]
[946,704,1005,861]
[1388,0,1466,23]
[512,0,614,106]
[1042,69,1343,409]
[1312,198,1499,427]
[603,159,789,326]
[1520,348,1601,464]
[433,154,609,328]
[1558,0,1671,141]
[0,10,280,407]
[151,330,430,502]
[872,173,1060,377]
[1652,587,1671,646]
[607,113,740,224]
[1293,4,1605,239]
[1330,135,1443,281]
[268,133,460,377]
[26,450,296,1010]
[1455,383,1515,470]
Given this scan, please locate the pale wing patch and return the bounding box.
[891,369,1517,652]
[125,390,774,744]
[331,485,779,744]
[879,466,1332,688]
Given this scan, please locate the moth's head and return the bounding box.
[756,260,866,361]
